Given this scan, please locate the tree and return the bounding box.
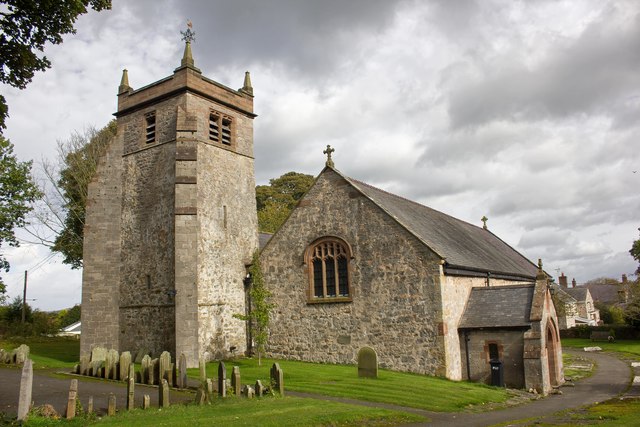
[30,121,116,268]
[0,137,40,300]
[0,0,111,130]
[57,304,81,328]
[596,302,625,325]
[234,251,273,365]
[256,172,314,233]
[630,228,640,275]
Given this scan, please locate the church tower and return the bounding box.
[81,36,258,367]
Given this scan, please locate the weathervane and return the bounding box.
[181,20,196,43]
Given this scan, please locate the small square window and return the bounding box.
[209,110,233,146]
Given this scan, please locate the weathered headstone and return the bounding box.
[206,378,213,399]
[218,361,227,398]
[159,351,171,386]
[87,396,94,414]
[17,358,33,421]
[14,344,30,364]
[89,360,103,377]
[126,372,135,410]
[358,347,378,378]
[73,363,80,374]
[159,379,170,408]
[255,380,264,397]
[107,393,116,416]
[231,366,241,396]
[199,356,206,383]
[66,379,78,419]
[91,346,107,363]
[142,394,150,410]
[106,349,119,379]
[134,348,148,364]
[177,353,187,389]
[270,363,284,395]
[141,355,151,384]
[150,358,159,385]
[79,354,90,376]
[242,385,255,398]
[119,351,132,381]
[195,385,206,405]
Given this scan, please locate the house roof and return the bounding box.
[459,284,535,329]
[565,287,589,302]
[583,283,622,304]
[342,172,539,279]
[62,321,81,333]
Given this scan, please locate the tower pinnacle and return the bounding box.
[118,69,131,94]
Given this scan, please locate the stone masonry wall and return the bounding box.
[261,169,446,375]
[80,132,123,356]
[118,97,179,357]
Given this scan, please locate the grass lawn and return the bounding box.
[562,352,595,381]
[20,396,426,427]
[562,338,640,361]
[189,357,511,412]
[0,337,79,369]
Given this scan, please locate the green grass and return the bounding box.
[21,396,426,427]
[562,338,640,361]
[562,352,594,381]
[189,357,510,412]
[0,337,79,369]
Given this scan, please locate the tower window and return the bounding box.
[145,112,156,143]
[209,110,233,146]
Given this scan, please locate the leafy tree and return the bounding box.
[256,172,314,232]
[631,228,640,275]
[234,251,273,365]
[0,0,111,130]
[30,121,116,268]
[57,304,81,328]
[0,137,40,300]
[596,302,625,325]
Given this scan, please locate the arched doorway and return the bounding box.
[546,321,560,387]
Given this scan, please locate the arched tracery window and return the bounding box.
[306,237,352,302]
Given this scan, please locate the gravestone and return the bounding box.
[199,357,206,382]
[107,393,116,416]
[206,378,213,399]
[87,396,94,414]
[159,351,171,385]
[159,379,170,408]
[126,372,135,410]
[134,348,149,364]
[141,355,151,384]
[106,349,119,379]
[66,379,78,419]
[17,359,33,421]
[150,358,159,385]
[218,362,227,398]
[91,347,107,363]
[14,344,30,364]
[270,363,284,396]
[142,394,150,410]
[242,385,255,398]
[255,380,264,397]
[177,353,187,388]
[119,351,132,381]
[195,385,206,405]
[231,366,241,396]
[357,346,378,378]
[79,354,90,375]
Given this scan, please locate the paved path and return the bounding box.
[0,349,632,425]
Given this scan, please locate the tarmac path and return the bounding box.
[0,349,632,425]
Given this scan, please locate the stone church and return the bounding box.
[81,40,563,393]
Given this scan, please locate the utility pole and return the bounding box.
[21,270,27,323]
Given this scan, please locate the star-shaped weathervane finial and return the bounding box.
[181,20,196,43]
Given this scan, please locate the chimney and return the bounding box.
[622,274,628,284]
[559,273,568,288]
[571,278,576,288]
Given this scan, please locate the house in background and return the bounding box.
[553,273,600,328]
[58,321,81,338]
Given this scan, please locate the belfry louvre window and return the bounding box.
[145,112,156,143]
[306,237,352,302]
[209,111,233,146]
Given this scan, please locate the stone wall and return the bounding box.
[80,132,123,356]
[261,168,447,375]
[459,329,526,388]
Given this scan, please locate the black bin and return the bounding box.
[490,360,504,387]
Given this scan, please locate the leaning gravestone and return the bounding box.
[218,361,227,398]
[17,358,33,421]
[357,346,378,378]
[255,380,264,397]
[159,351,172,385]
[142,394,150,410]
[270,363,284,396]
[119,351,132,382]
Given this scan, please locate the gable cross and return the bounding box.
[323,145,335,168]
[481,215,488,230]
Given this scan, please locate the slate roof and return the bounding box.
[344,174,539,279]
[565,287,589,302]
[458,285,535,329]
[583,284,621,304]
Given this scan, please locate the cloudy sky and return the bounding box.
[2,0,639,311]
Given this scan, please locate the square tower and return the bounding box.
[81,41,258,367]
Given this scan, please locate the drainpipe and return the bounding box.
[464,330,471,380]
